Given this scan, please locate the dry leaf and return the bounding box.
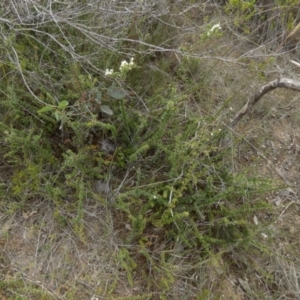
[22,211,29,219]
[253,215,258,225]
[125,224,132,231]
[22,210,38,219]
[238,278,251,293]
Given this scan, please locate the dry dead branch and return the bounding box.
[230,78,300,128]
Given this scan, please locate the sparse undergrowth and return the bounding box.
[0,1,300,299]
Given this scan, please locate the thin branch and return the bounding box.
[230,78,300,128]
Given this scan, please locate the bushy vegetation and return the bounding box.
[0,1,299,299]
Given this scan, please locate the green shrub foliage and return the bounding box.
[0,1,275,295]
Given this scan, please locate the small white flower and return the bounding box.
[211,23,221,32]
[120,60,128,69]
[207,23,222,36]
[118,58,136,76]
[153,195,157,199]
[105,69,114,76]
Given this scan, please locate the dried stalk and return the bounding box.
[230,78,300,128]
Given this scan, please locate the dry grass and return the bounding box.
[0,199,130,299]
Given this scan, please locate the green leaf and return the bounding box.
[37,105,54,113]
[96,90,102,103]
[100,105,113,115]
[107,84,127,99]
[58,100,69,109]
[54,111,60,121]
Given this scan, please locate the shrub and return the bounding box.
[0,1,277,298]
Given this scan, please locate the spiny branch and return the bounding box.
[230,78,300,128]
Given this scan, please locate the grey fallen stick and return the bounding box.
[230,78,300,128]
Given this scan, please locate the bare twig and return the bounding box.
[275,200,295,224]
[230,78,300,128]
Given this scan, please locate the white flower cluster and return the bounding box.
[105,57,135,77]
[104,69,114,76]
[119,57,135,73]
[207,23,222,36]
